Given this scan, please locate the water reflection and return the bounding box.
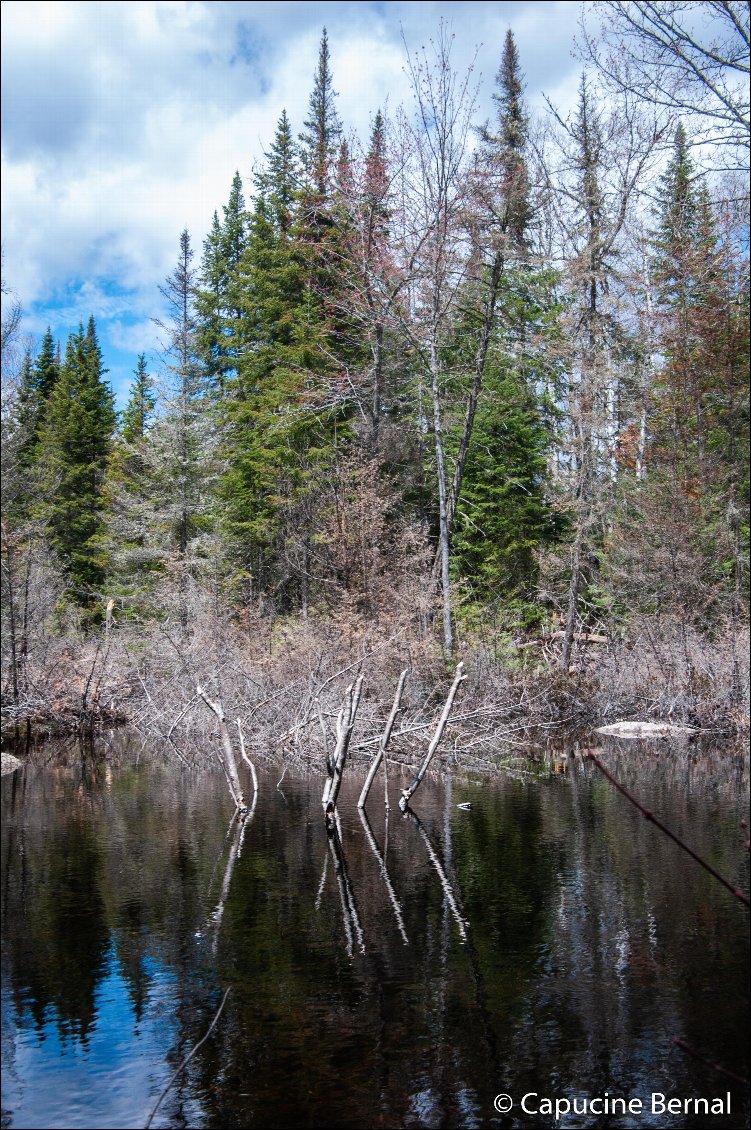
[1,737,749,1129]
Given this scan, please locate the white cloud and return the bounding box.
[1,0,584,372]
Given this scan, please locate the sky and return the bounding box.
[1,0,586,407]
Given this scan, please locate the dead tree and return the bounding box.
[196,683,245,812]
[322,673,364,816]
[399,662,466,811]
[358,668,408,810]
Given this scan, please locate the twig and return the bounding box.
[144,987,231,1129]
[587,752,750,908]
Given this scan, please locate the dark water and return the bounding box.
[1,737,749,1129]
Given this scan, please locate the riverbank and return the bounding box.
[2,612,748,765]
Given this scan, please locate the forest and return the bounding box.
[1,4,749,769]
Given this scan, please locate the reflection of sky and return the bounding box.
[1,940,196,1130]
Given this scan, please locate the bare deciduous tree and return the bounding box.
[580,1,750,168]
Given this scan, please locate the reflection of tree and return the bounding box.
[358,807,408,945]
[1,742,748,1127]
[2,766,109,1041]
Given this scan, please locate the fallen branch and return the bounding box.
[196,684,245,812]
[358,669,408,810]
[587,751,749,908]
[400,662,466,811]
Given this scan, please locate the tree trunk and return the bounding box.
[322,674,364,813]
[429,338,454,660]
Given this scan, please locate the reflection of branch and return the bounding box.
[588,752,750,908]
[327,824,365,956]
[144,987,231,1129]
[673,1037,749,1087]
[404,808,468,941]
[359,808,409,944]
[315,849,329,911]
[207,791,258,949]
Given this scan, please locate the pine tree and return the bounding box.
[36,318,116,598]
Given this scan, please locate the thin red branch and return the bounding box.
[672,1037,749,1087]
[587,752,750,908]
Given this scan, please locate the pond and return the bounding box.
[1,735,749,1129]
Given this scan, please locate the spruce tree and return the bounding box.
[449,30,560,612]
[633,122,750,621]
[37,318,116,598]
[299,28,342,201]
[120,354,155,443]
[16,328,59,471]
[196,172,249,393]
[220,102,345,610]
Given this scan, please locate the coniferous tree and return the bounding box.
[36,318,116,599]
[104,355,161,606]
[449,30,562,613]
[299,28,342,202]
[631,123,751,620]
[152,230,218,626]
[196,172,249,394]
[16,328,59,473]
[221,114,337,609]
[120,354,155,443]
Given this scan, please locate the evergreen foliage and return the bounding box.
[36,319,116,598]
[3,21,747,678]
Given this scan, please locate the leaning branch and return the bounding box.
[196,684,245,812]
[358,669,408,810]
[400,662,466,811]
[587,751,749,908]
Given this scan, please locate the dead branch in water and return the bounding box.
[236,717,258,796]
[400,662,466,811]
[196,683,245,811]
[587,751,750,908]
[358,668,408,810]
[322,673,364,815]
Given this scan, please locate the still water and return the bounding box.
[1,737,749,1129]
